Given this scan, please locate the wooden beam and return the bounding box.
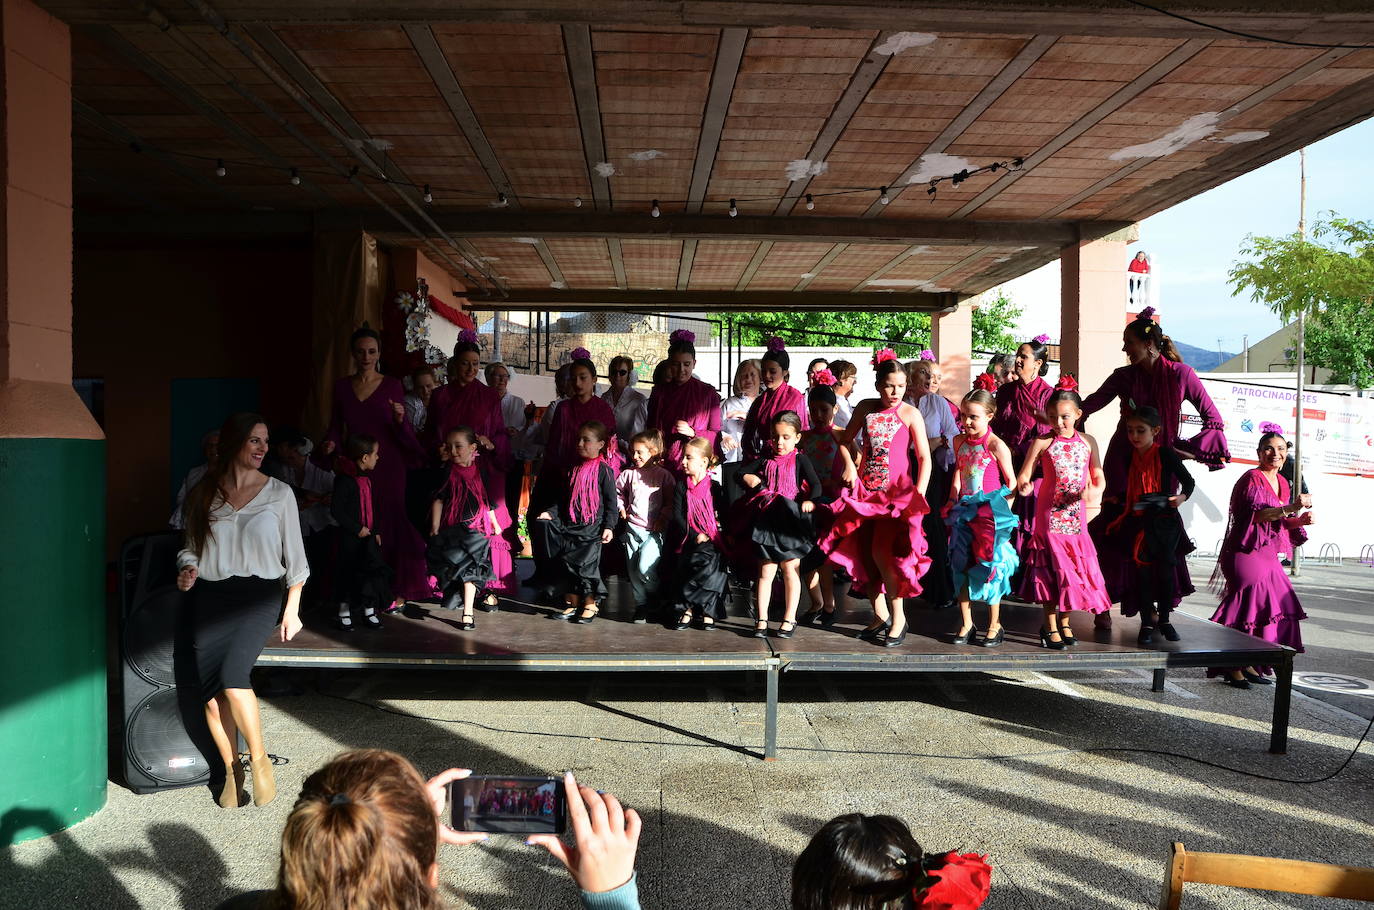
[376,211,1097,246]
[951,38,1211,219]
[607,237,628,288]
[677,238,698,290]
[563,25,612,211]
[793,243,846,291]
[775,30,893,216]
[462,288,956,313]
[532,241,568,289]
[686,27,748,214]
[1040,46,1355,218]
[849,244,931,292]
[864,34,1055,216]
[734,240,773,291]
[403,23,514,200]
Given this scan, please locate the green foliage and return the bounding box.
[725,290,1022,357]
[1229,214,1374,387]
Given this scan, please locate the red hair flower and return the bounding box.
[1033,333,1051,345]
[919,349,936,362]
[1055,373,1078,392]
[915,852,992,910]
[872,348,898,366]
[812,368,836,387]
[975,373,998,392]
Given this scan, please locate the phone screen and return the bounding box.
[451,775,565,834]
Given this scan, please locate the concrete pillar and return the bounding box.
[932,305,972,396]
[1061,230,1133,440]
[0,0,106,844]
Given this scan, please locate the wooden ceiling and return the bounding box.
[52,1,1374,309]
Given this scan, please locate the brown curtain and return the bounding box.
[302,231,382,438]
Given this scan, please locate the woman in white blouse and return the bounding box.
[177,413,309,811]
[717,358,761,464]
[602,355,648,458]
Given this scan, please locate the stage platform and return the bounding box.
[260,592,1293,761]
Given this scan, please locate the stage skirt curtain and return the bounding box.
[303,231,383,438]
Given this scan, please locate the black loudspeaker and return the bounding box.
[118,531,212,793]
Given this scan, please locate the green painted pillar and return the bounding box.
[0,435,107,844]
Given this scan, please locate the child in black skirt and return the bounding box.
[668,436,730,630]
[330,434,394,631]
[428,426,501,631]
[736,410,821,639]
[536,419,618,624]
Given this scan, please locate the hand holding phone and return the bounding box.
[425,768,490,846]
[527,771,641,895]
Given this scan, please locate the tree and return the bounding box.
[724,289,1022,357]
[1229,215,1374,387]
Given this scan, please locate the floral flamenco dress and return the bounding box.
[821,403,930,598]
[947,430,1018,604]
[1018,434,1110,614]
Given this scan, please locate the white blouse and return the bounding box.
[833,395,853,429]
[602,386,648,454]
[718,393,756,464]
[177,477,310,588]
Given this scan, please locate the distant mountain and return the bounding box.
[1174,339,1235,372]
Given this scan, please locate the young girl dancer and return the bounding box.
[330,435,394,631]
[1100,406,1195,644]
[737,410,823,638]
[667,436,730,630]
[823,350,932,648]
[1015,378,1111,648]
[536,420,618,624]
[800,379,845,625]
[946,390,1019,647]
[616,429,676,625]
[427,426,501,630]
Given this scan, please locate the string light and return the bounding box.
[650,199,661,218]
[289,168,301,186]
[728,198,738,218]
[422,184,433,204]
[805,194,815,211]
[215,158,226,177]
[879,186,890,205]
[495,192,508,207]
[573,196,583,208]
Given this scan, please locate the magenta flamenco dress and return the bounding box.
[821,403,930,598]
[1207,470,1308,677]
[323,375,431,601]
[1018,434,1110,613]
[647,376,722,476]
[991,377,1052,556]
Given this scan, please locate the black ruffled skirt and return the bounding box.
[335,535,394,607]
[543,516,607,597]
[427,524,493,591]
[670,540,729,620]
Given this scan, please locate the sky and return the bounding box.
[1000,116,1374,357]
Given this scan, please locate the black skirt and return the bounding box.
[334,534,394,607]
[670,540,729,619]
[542,516,607,597]
[744,493,817,563]
[189,576,283,700]
[427,524,493,590]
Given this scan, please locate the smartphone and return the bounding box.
[451,775,566,835]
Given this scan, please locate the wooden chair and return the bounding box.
[1161,842,1374,909]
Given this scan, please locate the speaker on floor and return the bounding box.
[118,531,213,793]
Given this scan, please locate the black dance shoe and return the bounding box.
[479,594,501,613]
[1159,622,1181,642]
[632,605,650,625]
[1059,624,1077,646]
[819,608,838,627]
[674,612,692,631]
[773,621,796,640]
[1039,628,1066,650]
[334,614,355,633]
[1137,626,1155,646]
[362,612,382,630]
[1242,670,1273,686]
[799,609,823,626]
[857,623,889,642]
[753,621,769,639]
[1223,676,1251,690]
[549,607,578,621]
[574,604,599,625]
[698,616,719,631]
[459,610,475,632]
[881,626,907,648]
[980,626,1005,648]
[949,627,977,645]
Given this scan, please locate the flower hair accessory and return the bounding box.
[457,328,479,345]
[813,367,836,387]
[913,852,992,910]
[975,373,998,392]
[1055,373,1078,392]
[1259,421,1284,435]
[765,336,787,352]
[570,346,592,362]
[1138,306,1156,320]
[1033,333,1051,345]
[919,349,936,362]
[669,329,695,345]
[872,348,898,366]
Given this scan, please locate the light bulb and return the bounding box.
[805,194,814,211]
[215,159,226,178]
[573,196,583,208]
[879,186,890,205]
[289,168,300,186]
[496,192,508,207]
[651,200,661,218]
[728,198,738,218]
[422,184,432,204]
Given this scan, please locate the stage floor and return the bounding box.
[261,592,1293,760]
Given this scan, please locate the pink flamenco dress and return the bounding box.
[946,431,1019,604]
[1207,470,1308,677]
[1018,434,1110,614]
[991,377,1052,563]
[821,403,930,599]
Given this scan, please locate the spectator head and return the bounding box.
[274,749,445,910]
[732,359,762,398]
[553,363,574,399]
[652,358,672,387]
[484,362,511,396]
[987,353,1012,384]
[806,357,829,388]
[608,355,636,390]
[201,429,221,464]
[272,426,310,470]
[410,367,438,404]
[828,360,857,395]
[791,813,927,910]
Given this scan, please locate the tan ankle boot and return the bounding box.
[250,753,276,807]
[218,760,244,809]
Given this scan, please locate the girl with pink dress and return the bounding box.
[1015,379,1110,649]
[1208,426,1312,688]
[823,350,932,648]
